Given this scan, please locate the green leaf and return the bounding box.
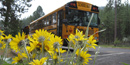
[121,62,129,65]
[0,59,12,65]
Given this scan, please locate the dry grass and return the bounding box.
[0,49,17,58]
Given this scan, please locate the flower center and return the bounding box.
[53,42,60,49]
[78,41,83,47]
[36,43,42,51]
[75,36,79,39]
[79,56,84,62]
[18,59,23,63]
[18,40,25,47]
[38,36,45,43]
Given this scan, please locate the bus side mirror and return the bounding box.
[98,17,100,25]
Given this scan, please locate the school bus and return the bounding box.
[24,1,100,46]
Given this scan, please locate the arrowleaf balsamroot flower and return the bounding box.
[12,53,23,64]
[1,34,12,40]
[26,37,39,53]
[0,30,5,36]
[67,29,87,48]
[49,35,63,49]
[86,35,97,49]
[29,57,48,65]
[10,32,26,52]
[31,29,54,52]
[0,40,6,49]
[55,48,66,53]
[76,49,92,65]
[32,29,51,43]
[50,53,63,63]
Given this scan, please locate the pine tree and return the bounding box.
[0,0,32,36]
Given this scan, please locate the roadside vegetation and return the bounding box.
[99,0,130,47]
[99,44,130,49]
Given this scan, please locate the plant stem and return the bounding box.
[24,42,30,62]
[42,42,44,57]
[46,53,49,65]
[65,43,70,65]
[85,13,94,38]
[93,46,100,65]
[3,42,8,60]
[71,44,79,65]
[58,47,60,65]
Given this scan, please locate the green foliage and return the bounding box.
[21,5,45,28]
[121,62,129,65]
[0,0,32,35]
[99,0,130,46]
[114,38,121,46]
[0,58,12,65]
[33,6,45,20]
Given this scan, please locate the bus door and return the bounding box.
[57,10,64,37]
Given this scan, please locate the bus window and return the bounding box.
[52,13,57,24]
[49,15,52,25]
[44,18,47,26]
[46,17,49,25]
[66,9,98,27]
[42,19,45,27]
[39,20,43,28]
[57,10,64,36]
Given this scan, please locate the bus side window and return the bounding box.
[57,10,64,36]
[46,17,49,25]
[42,19,44,27]
[49,15,52,25]
[52,13,57,24]
[44,18,46,26]
[39,20,42,28]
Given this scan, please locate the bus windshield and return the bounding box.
[66,9,98,27]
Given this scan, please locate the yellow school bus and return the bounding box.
[26,1,100,46]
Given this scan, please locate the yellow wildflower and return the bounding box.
[67,29,87,48]
[31,29,54,52]
[12,53,23,64]
[50,53,63,63]
[0,40,6,49]
[9,32,26,52]
[0,30,4,36]
[76,49,92,65]
[48,35,63,49]
[32,29,51,43]
[87,35,97,49]
[26,38,39,53]
[22,53,28,58]
[55,48,66,53]
[1,43,6,49]
[29,57,48,65]
[1,34,12,40]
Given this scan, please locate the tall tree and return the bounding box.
[114,0,117,41]
[0,0,32,36]
[22,6,45,28]
[99,0,115,44]
[99,0,130,45]
[33,6,45,20]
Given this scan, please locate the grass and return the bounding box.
[99,44,130,49]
